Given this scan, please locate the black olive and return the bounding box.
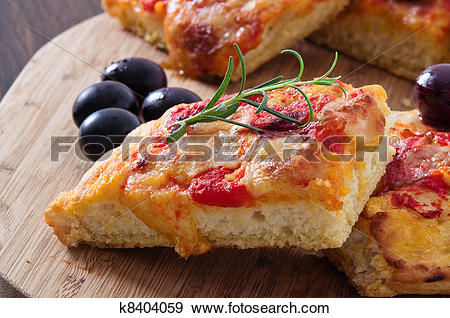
[101,58,167,102]
[142,87,202,122]
[78,108,141,161]
[72,81,139,127]
[413,64,450,129]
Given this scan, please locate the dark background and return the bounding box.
[0,0,102,297]
[0,0,102,98]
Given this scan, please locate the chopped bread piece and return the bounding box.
[45,83,393,258]
[328,110,450,296]
[102,0,349,79]
[311,0,450,80]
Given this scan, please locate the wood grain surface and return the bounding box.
[0,0,102,298]
[0,12,415,298]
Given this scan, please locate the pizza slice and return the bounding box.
[102,0,349,79]
[327,110,450,296]
[311,0,450,80]
[45,82,393,258]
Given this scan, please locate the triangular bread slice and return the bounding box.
[45,82,393,258]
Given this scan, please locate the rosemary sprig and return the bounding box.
[166,44,345,143]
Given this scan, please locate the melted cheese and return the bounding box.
[48,83,390,256]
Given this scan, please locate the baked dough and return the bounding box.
[102,0,349,79]
[328,110,450,297]
[311,0,450,80]
[45,83,393,258]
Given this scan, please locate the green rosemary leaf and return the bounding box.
[324,76,342,81]
[288,85,314,128]
[333,81,347,97]
[204,56,234,111]
[184,102,242,125]
[234,44,246,95]
[312,80,347,97]
[255,91,268,114]
[245,100,306,127]
[239,98,260,107]
[281,49,304,82]
[165,121,187,143]
[185,116,216,124]
[202,115,264,132]
[212,101,241,119]
[164,44,344,143]
[254,75,284,89]
[317,52,338,80]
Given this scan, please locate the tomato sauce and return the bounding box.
[141,0,167,13]
[425,131,450,147]
[377,131,450,194]
[247,91,346,154]
[188,167,253,207]
[391,191,443,219]
[166,95,238,131]
[420,173,449,199]
[249,93,334,132]
[391,192,422,210]
[420,209,442,219]
[166,100,207,132]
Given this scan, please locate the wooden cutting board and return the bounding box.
[0,13,414,298]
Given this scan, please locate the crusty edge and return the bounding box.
[102,0,349,79]
[327,220,450,297]
[326,228,397,297]
[102,0,166,49]
[310,11,450,81]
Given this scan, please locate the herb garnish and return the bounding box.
[166,44,345,143]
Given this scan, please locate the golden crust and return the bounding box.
[390,109,433,134]
[311,0,450,80]
[102,0,349,78]
[328,111,450,297]
[102,0,166,48]
[45,83,392,257]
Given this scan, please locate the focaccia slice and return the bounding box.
[102,0,349,79]
[45,83,393,258]
[311,0,450,80]
[328,110,450,297]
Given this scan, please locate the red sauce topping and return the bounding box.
[246,91,349,155]
[247,92,347,153]
[188,167,253,207]
[168,2,262,77]
[391,191,443,219]
[391,192,422,210]
[377,131,450,194]
[142,0,157,12]
[166,96,237,131]
[420,173,449,199]
[230,15,263,58]
[249,94,333,132]
[304,118,347,154]
[421,210,442,219]
[426,131,450,147]
[141,0,166,13]
[166,101,207,131]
